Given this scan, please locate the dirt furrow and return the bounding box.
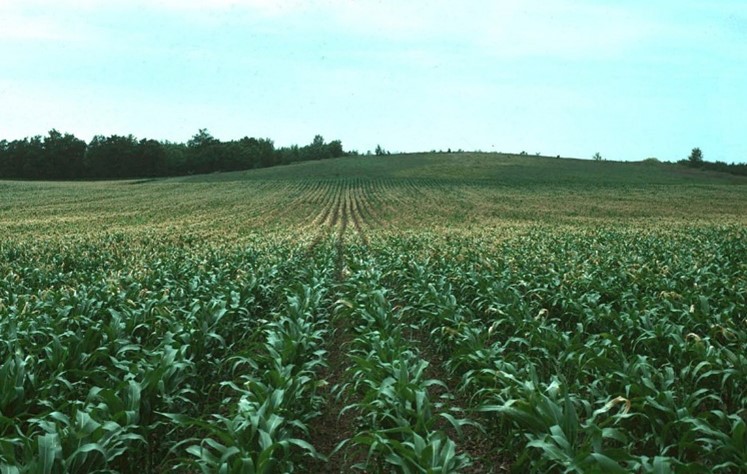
[348,187,368,246]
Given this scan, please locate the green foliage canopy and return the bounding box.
[0,130,347,180]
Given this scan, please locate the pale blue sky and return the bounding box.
[1,1,746,162]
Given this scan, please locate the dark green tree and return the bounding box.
[0,140,10,177]
[688,147,703,166]
[44,130,87,179]
[84,135,140,178]
[327,140,344,158]
[301,135,329,161]
[239,137,276,168]
[161,141,188,175]
[278,144,300,165]
[1,129,347,179]
[137,139,166,177]
[187,128,218,149]
[19,136,46,179]
[187,129,220,173]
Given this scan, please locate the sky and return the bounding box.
[1,0,746,163]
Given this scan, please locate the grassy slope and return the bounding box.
[1,154,745,472]
[178,152,746,186]
[1,153,745,238]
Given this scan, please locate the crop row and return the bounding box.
[1,224,744,472]
[172,268,334,472]
[0,235,337,472]
[333,254,472,471]
[367,226,746,471]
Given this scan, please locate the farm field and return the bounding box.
[1,153,746,472]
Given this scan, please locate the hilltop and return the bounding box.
[2,152,745,240]
[177,152,747,186]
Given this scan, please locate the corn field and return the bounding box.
[1,161,746,472]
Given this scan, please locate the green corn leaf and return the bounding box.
[588,453,628,474]
[37,433,59,474]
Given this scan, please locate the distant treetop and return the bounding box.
[0,130,347,180]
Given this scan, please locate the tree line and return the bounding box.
[0,129,346,180]
[679,147,747,176]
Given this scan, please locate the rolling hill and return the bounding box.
[1,152,745,472]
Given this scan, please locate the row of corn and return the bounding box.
[371,226,746,471]
[0,234,335,472]
[332,253,473,471]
